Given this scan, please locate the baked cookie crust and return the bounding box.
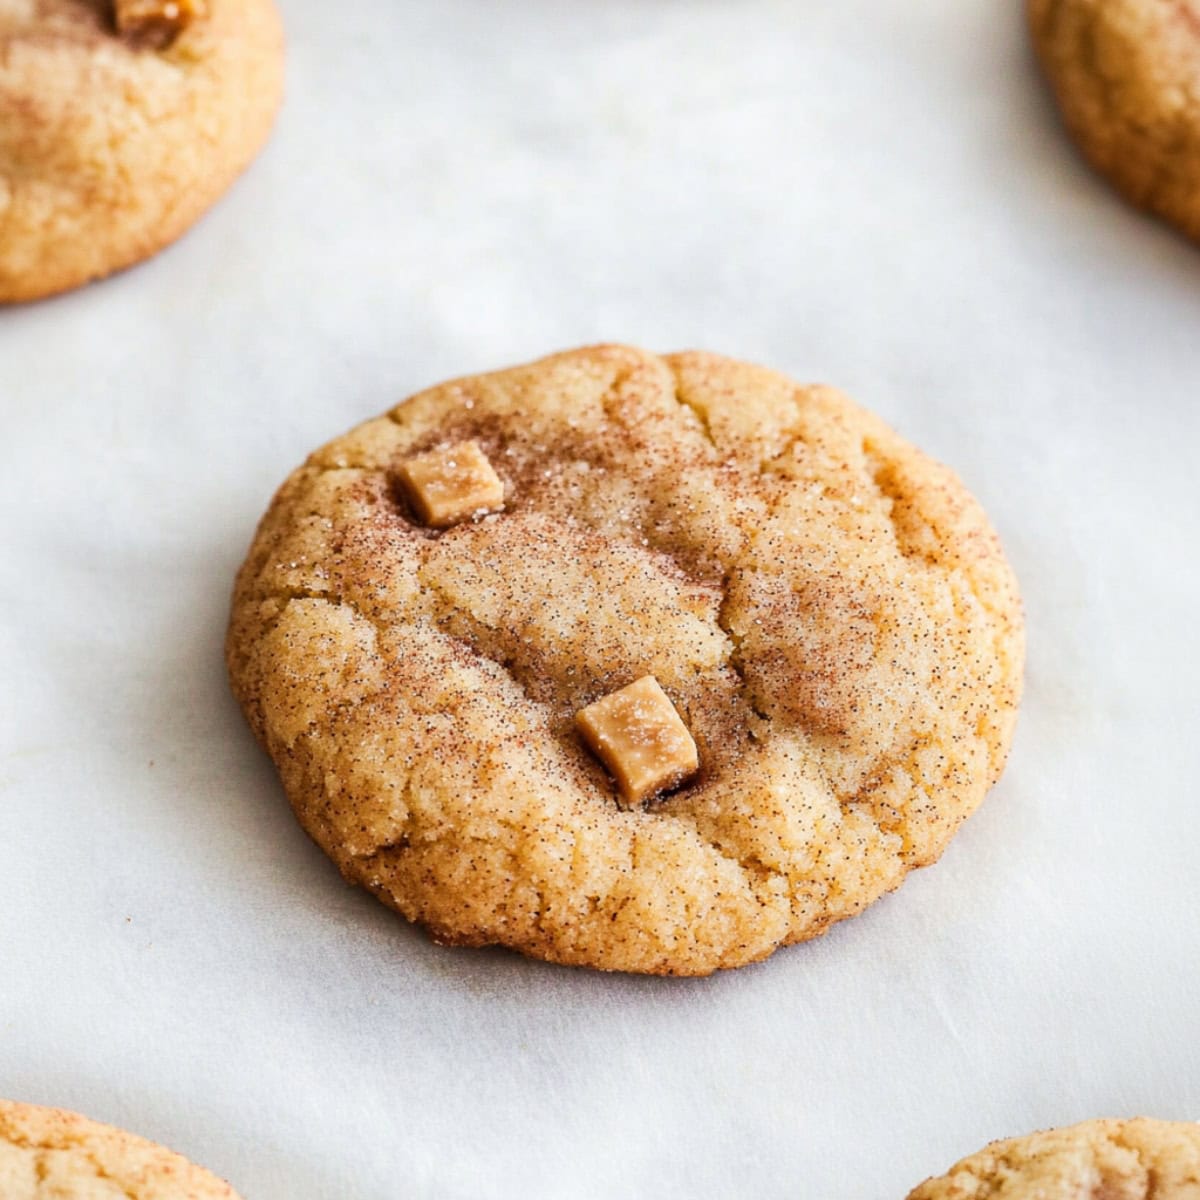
[1029,0,1200,242]
[0,1100,240,1198]
[0,0,284,303]
[227,345,1024,975]
[907,1117,1200,1198]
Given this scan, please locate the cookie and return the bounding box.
[907,1117,1200,1198]
[226,345,1024,976]
[0,0,284,304]
[0,1100,240,1198]
[1029,0,1200,242]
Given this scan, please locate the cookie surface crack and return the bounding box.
[668,372,719,453]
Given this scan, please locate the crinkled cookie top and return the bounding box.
[0,1100,239,1199]
[907,1117,1200,1199]
[227,345,1024,975]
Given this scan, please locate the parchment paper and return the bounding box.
[3,1,1199,1196]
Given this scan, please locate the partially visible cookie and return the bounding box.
[0,0,284,303]
[227,344,1024,976]
[0,1100,241,1198]
[907,1118,1200,1199]
[1029,0,1200,242]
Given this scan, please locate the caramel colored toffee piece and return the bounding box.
[115,0,206,45]
[576,676,699,807]
[227,345,1024,975]
[396,439,505,528]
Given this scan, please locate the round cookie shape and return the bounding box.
[0,0,284,303]
[907,1118,1200,1198]
[227,345,1024,976]
[0,1100,241,1198]
[1029,0,1200,242]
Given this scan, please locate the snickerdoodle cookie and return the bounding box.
[1029,0,1200,242]
[0,1100,241,1198]
[907,1118,1200,1198]
[0,0,283,303]
[227,345,1024,975]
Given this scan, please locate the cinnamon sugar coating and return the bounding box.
[907,1118,1200,1199]
[226,345,1024,975]
[0,1100,240,1199]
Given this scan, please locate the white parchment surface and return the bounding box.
[2,1,1199,1196]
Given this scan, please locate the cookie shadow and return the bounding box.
[129,518,778,1002]
[121,517,446,961]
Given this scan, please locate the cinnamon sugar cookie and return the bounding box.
[1029,0,1200,242]
[0,1100,241,1198]
[907,1118,1200,1198]
[0,0,283,303]
[226,345,1024,975]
